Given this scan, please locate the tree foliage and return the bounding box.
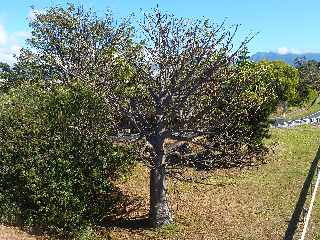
[0,82,135,236]
[190,59,299,168]
[0,4,301,229]
[295,58,320,104]
[0,62,16,92]
[261,60,299,103]
[15,4,135,87]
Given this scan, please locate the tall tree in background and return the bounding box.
[258,60,299,114]
[295,59,320,104]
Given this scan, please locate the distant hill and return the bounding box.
[250,52,320,65]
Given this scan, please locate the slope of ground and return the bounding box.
[272,98,320,121]
[1,127,320,239]
[110,126,320,240]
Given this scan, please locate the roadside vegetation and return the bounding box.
[0,3,320,240]
[272,58,320,120]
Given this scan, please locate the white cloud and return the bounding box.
[276,47,312,55]
[0,47,18,65]
[0,24,7,45]
[0,24,30,64]
[277,47,290,55]
[0,11,36,64]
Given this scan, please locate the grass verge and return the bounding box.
[1,126,320,239]
[110,126,320,239]
[272,98,320,120]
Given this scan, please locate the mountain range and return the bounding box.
[250,52,320,65]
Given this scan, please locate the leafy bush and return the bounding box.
[294,85,318,106]
[192,60,299,168]
[295,59,320,104]
[0,82,135,236]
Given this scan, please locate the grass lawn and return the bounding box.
[1,126,320,239]
[272,98,320,121]
[110,126,320,240]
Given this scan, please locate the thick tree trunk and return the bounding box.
[149,137,173,227]
[149,164,172,226]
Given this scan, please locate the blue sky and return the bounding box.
[0,0,319,63]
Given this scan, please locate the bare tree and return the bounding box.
[103,8,253,226]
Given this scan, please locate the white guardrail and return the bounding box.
[284,148,320,240]
[300,167,320,240]
[273,110,320,128]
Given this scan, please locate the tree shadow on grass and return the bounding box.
[104,215,151,230]
[100,194,152,232]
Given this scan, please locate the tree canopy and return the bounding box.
[0,4,302,232]
[295,58,320,104]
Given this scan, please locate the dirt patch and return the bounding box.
[0,225,45,240]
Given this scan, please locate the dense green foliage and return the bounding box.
[0,82,135,236]
[195,59,299,167]
[260,60,299,104]
[0,5,137,236]
[295,59,320,104]
[14,4,134,87]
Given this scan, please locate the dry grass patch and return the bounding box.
[1,127,320,239]
[0,225,46,240]
[110,126,320,240]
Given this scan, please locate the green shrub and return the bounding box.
[0,82,135,236]
[193,60,297,168]
[294,84,318,106]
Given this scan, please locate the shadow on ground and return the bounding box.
[104,215,151,230]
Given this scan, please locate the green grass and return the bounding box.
[109,126,320,239]
[144,224,180,239]
[272,98,320,120]
[2,126,320,239]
